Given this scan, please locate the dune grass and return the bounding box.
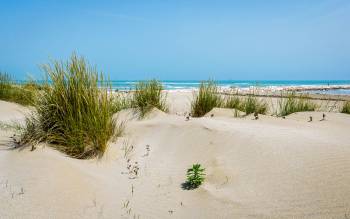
[0,72,12,100]
[224,91,267,115]
[240,94,267,115]
[132,79,167,117]
[341,101,350,114]
[20,54,120,158]
[192,81,268,117]
[191,81,223,117]
[278,92,317,116]
[0,72,36,105]
[224,93,241,109]
[111,93,133,113]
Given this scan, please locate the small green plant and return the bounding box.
[186,163,205,189]
[132,80,167,117]
[341,101,350,114]
[278,92,317,116]
[191,80,223,117]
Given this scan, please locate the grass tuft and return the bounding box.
[111,93,133,113]
[191,81,223,117]
[224,91,267,115]
[341,101,350,114]
[0,72,36,105]
[20,54,120,158]
[278,92,317,116]
[241,94,268,115]
[132,80,167,117]
[192,82,267,117]
[224,92,241,109]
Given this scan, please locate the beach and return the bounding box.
[2,0,350,217]
[1,90,350,219]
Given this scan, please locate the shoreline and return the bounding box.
[118,85,350,101]
[117,84,350,93]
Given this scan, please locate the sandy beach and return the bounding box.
[2,0,350,217]
[1,90,350,219]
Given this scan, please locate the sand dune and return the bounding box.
[0,100,30,122]
[204,107,245,118]
[1,99,350,218]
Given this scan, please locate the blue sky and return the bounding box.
[0,0,349,80]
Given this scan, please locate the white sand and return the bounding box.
[1,96,350,218]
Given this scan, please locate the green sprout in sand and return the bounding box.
[185,163,206,189]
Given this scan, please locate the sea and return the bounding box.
[110,80,350,95]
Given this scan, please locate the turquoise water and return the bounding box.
[111,80,350,93]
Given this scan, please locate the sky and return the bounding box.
[0,0,350,80]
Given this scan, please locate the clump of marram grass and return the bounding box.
[223,91,267,115]
[224,93,241,109]
[341,101,350,114]
[0,72,12,100]
[0,72,35,105]
[191,81,223,117]
[277,92,317,117]
[20,54,120,158]
[111,93,133,113]
[132,80,167,117]
[192,83,267,117]
[0,72,11,91]
[241,94,268,115]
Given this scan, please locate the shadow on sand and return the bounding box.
[181,182,199,190]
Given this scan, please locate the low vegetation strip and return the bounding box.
[191,80,268,117]
[341,101,350,114]
[224,93,267,115]
[0,73,37,105]
[277,92,317,116]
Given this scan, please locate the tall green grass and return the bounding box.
[111,93,133,113]
[20,54,119,158]
[191,81,223,117]
[0,72,35,105]
[341,101,350,114]
[132,80,167,117]
[241,94,268,115]
[224,93,241,109]
[0,72,11,98]
[278,92,317,116]
[192,82,267,117]
[224,91,267,115]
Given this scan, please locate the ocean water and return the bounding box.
[111,80,350,94]
[16,79,350,95]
